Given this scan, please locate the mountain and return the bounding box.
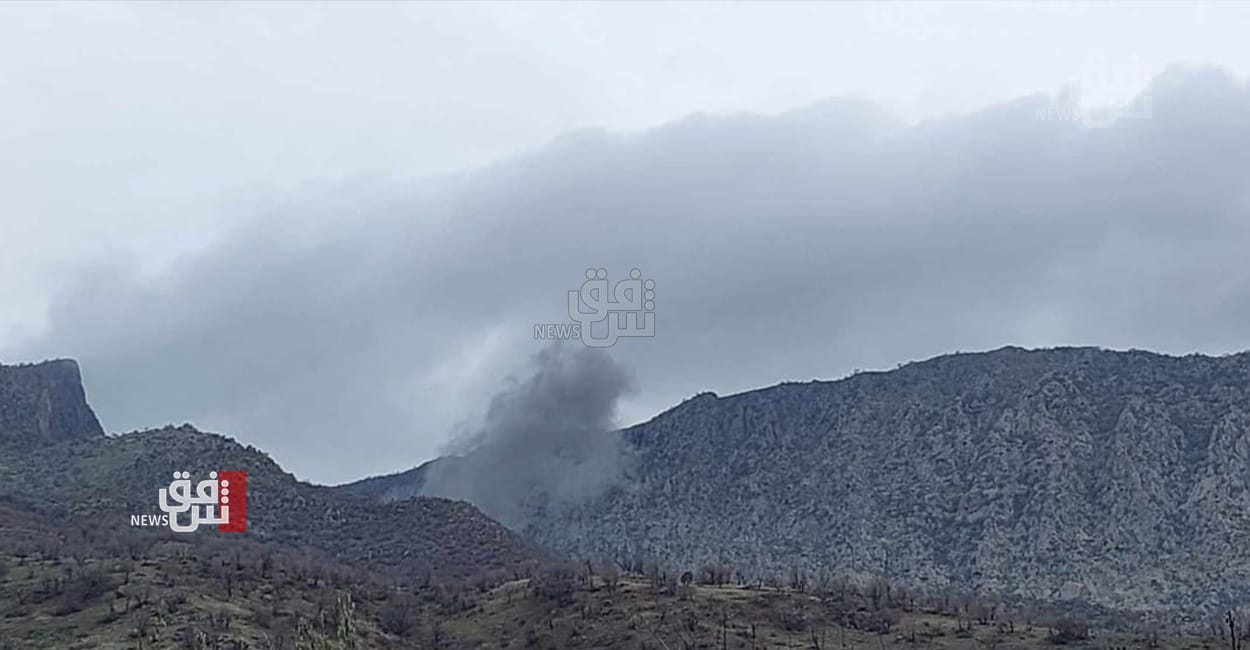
[0,359,560,647]
[346,346,1250,616]
[339,459,437,502]
[0,425,549,585]
[0,398,1175,650]
[0,359,103,446]
[0,359,548,586]
[5,351,1247,646]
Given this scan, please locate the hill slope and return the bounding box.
[0,517,1215,650]
[0,359,547,585]
[349,346,1250,615]
[0,425,547,585]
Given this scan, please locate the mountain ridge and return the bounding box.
[0,361,550,585]
[2,423,550,582]
[342,344,1250,497]
[343,345,1250,616]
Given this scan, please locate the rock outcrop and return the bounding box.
[0,359,104,445]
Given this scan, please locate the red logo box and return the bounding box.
[217,471,247,533]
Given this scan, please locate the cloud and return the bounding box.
[419,344,636,528]
[7,65,1250,484]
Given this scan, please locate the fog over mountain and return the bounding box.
[6,65,1250,483]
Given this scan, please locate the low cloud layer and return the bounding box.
[6,65,1250,483]
[419,345,635,528]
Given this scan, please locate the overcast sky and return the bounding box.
[3,2,1250,484]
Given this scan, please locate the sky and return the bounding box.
[3,2,1250,484]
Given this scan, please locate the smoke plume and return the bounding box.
[419,344,636,528]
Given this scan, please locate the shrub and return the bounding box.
[381,595,418,637]
[532,566,577,607]
[599,564,621,594]
[1048,618,1091,644]
[54,568,113,615]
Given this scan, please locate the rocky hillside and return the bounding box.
[0,359,103,446]
[4,502,1204,650]
[0,360,548,585]
[350,347,1250,616]
[340,460,437,502]
[0,425,548,585]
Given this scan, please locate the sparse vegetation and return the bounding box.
[1,355,1247,648]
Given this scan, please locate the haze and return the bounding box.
[3,2,1249,483]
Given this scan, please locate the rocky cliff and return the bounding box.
[0,359,104,445]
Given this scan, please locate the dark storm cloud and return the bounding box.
[419,345,635,528]
[9,65,1250,484]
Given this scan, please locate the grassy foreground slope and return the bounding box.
[1,535,1219,650]
[444,570,1219,650]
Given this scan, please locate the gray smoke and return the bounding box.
[418,344,636,528]
[9,65,1250,485]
